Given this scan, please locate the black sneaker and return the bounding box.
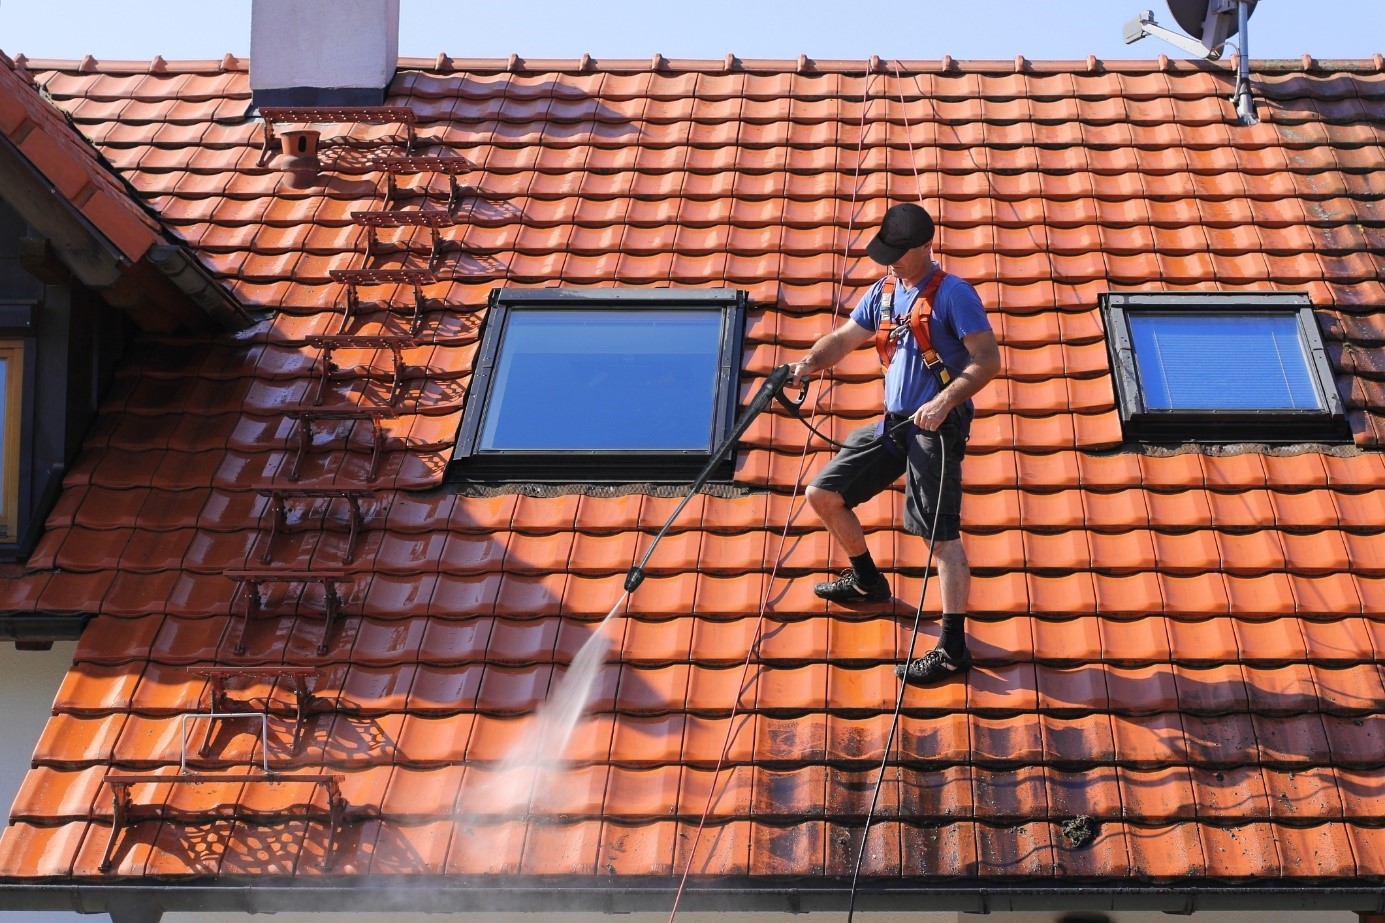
[813,568,890,603]
[895,646,973,685]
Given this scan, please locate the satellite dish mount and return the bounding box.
[1123,0,1259,125]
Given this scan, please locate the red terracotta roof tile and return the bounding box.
[6,54,1385,900]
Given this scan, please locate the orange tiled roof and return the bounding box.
[2,52,1385,907]
[0,52,163,264]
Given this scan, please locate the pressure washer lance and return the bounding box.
[624,363,807,593]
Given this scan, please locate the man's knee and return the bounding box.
[929,537,969,568]
[806,485,843,514]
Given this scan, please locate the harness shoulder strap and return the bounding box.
[872,275,898,369]
[909,269,948,355]
[913,269,953,384]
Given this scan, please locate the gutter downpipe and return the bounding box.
[0,612,90,645]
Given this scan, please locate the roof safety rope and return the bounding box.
[663,65,881,923]
[894,59,930,208]
[843,62,942,923]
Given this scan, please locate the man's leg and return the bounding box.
[805,424,902,603]
[897,416,973,684]
[806,485,867,557]
[806,485,889,601]
[930,537,970,615]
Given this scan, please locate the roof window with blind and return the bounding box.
[451,288,747,482]
[1102,292,1348,443]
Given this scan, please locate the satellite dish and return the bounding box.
[1168,0,1257,55]
[1122,0,1260,124]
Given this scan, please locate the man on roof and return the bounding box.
[789,202,1000,686]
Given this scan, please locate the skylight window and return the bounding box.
[1102,292,1347,442]
[452,288,746,482]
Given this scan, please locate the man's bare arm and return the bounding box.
[789,319,875,382]
[911,329,1001,432]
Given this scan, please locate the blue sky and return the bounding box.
[1,0,1381,62]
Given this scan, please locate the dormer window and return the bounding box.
[451,288,746,482]
[0,339,22,541]
[1102,292,1348,443]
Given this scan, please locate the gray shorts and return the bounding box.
[809,407,972,541]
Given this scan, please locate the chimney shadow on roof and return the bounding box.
[446,79,641,145]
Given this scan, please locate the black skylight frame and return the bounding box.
[450,288,747,483]
[1102,292,1348,443]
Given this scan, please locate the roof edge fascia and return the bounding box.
[146,244,255,331]
[0,133,250,333]
[1,876,1382,916]
[0,132,127,289]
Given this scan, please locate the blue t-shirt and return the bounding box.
[849,268,992,414]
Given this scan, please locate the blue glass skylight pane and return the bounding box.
[479,309,723,451]
[1129,312,1322,411]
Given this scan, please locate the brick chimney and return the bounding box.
[250,0,400,107]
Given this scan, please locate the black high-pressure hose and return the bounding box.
[624,365,918,593]
[625,364,804,592]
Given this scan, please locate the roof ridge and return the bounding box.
[15,52,247,74]
[15,52,1385,76]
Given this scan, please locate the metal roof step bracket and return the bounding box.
[374,155,472,210]
[303,333,419,408]
[179,710,272,772]
[351,209,457,267]
[99,771,346,873]
[337,287,432,338]
[225,569,353,656]
[190,665,322,756]
[257,489,377,564]
[329,268,435,334]
[328,267,437,285]
[275,407,396,485]
[258,106,418,165]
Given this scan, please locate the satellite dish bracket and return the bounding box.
[1122,0,1259,125]
[1123,10,1223,59]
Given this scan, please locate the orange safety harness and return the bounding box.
[873,268,952,385]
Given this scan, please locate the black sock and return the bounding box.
[939,613,966,658]
[848,551,881,587]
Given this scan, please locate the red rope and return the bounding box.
[893,60,929,209]
[663,65,880,923]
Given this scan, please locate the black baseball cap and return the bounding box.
[866,202,935,265]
